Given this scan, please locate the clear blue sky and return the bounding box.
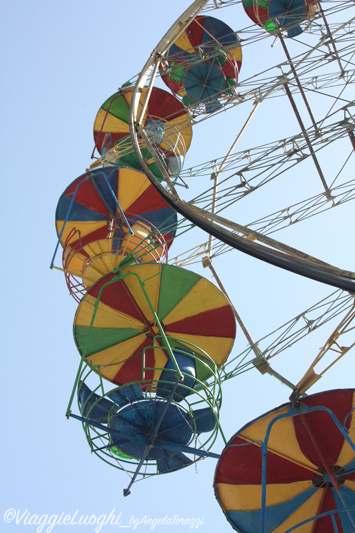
[1,1,354,532]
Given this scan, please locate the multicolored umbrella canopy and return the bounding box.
[93,86,193,180]
[55,165,177,256]
[64,231,168,294]
[243,0,317,38]
[160,16,242,112]
[214,389,355,532]
[73,263,236,386]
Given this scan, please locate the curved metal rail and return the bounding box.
[129,1,355,293]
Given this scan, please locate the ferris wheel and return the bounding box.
[51,0,355,529]
[122,0,355,390]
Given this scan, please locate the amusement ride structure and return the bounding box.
[51,0,355,530]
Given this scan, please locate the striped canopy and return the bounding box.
[64,233,168,293]
[55,166,177,254]
[160,16,242,108]
[73,263,236,386]
[214,389,355,532]
[243,0,317,38]
[93,86,193,179]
